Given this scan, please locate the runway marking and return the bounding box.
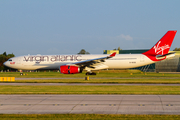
[0,104,179,106]
[24,104,31,106]
[138,104,145,106]
[166,104,173,106]
[0,103,180,106]
[109,104,116,106]
[53,104,60,106]
[81,104,87,106]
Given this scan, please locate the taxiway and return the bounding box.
[0,95,180,114]
[0,83,180,86]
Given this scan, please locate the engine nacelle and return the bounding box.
[60,65,80,74]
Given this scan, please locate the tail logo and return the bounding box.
[153,41,170,55]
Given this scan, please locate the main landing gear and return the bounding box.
[19,70,23,75]
[86,72,96,75]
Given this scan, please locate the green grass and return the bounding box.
[3,78,180,84]
[0,114,180,120]
[1,70,180,94]
[1,70,180,78]
[0,85,180,94]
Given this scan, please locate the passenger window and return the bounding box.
[8,59,12,61]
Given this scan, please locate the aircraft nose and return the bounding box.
[3,61,8,67]
[3,61,6,66]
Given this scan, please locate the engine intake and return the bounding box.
[60,65,81,74]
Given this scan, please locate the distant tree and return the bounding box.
[173,48,180,51]
[114,47,122,51]
[0,52,15,70]
[0,55,7,70]
[7,53,15,58]
[78,49,90,54]
[3,52,7,56]
[118,47,122,50]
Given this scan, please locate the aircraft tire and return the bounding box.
[86,72,96,75]
[86,72,90,75]
[91,72,96,75]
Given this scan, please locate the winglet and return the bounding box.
[109,52,116,57]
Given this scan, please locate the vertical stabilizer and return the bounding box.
[143,30,177,61]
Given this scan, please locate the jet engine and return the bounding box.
[60,65,81,74]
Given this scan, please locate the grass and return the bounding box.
[0,114,180,120]
[1,70,180,78]
[1,70,180,94]
[3,78,180,84]
[0,85,180,94]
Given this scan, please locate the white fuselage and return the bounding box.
[4,54,154,70]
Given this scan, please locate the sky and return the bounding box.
[1,0,180,56]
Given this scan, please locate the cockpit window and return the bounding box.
[8,59,12,61]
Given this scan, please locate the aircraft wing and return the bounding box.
[69,52,116,68]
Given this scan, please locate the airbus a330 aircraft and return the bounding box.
[4,30,177,75]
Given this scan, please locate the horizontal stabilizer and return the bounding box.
[156,52,175,60]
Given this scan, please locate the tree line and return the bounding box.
[0,52,15,70]
[173,48,180,51]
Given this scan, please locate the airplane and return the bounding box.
[4,30,177,75]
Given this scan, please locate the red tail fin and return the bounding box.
[143,30,177,56]
[143,30,177,61]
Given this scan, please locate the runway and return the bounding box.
[0,95,180,114]
[0,83,180,86]
[16,77,180,80]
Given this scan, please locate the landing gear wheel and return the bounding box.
[91,72,96,75]
[86,72,90,75]
[85,72,96,75]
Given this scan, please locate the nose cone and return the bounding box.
[3,61,8,67]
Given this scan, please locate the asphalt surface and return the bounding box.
[0,83,180,86]
[15,77,180,80]
[0,95,180,114]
